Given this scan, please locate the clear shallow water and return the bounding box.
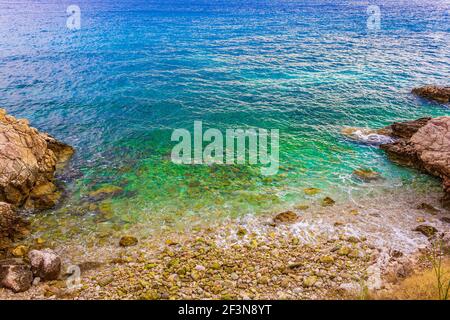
[0,0,449,241]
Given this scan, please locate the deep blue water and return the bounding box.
[0,1,449,235]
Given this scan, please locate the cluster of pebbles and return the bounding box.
[0,216,413,300]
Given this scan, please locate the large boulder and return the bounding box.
[412,85,450,104]
[0,108,74,210]
[28,249,61,280]
[380,116,450,207]
[0,202,19,239]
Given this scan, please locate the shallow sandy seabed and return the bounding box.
[1,188,449,300]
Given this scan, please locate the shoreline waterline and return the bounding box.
[1,185,448,299]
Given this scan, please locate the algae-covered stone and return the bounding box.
[0,109,73,211]
[347,236,360,243]
[353,168,381,181]
[28,248,61,280]
[237,228,247,237]
[416,203,439,214]
[348,249,360,258]
[165,239,178,246]
[88,185,123,201]
[0,260,33,293]
[191,270,201,281]
[258,276,269,285]
[97,276,114,287]
[119,236,138,247]
[338,246,351,256]
[140,289,160,300]
[11,245,28,257]
[35,238,46,245]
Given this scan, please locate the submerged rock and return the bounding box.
[416,203,439,214]
[412,85,450,104]
[0,108,74,210]
[28,249,61,281]
[380,116,450,208]
[382,117,432,140]
[119,235,138,247]
[273,211,298,224]
[0,259,33,293]
[11,245,28,257]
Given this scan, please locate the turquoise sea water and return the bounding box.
[0,0,449,240]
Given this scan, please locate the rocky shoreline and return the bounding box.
[1,85,450,299]
[0,186,448,300]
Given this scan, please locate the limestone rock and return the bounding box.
[28,248,61,280]
[412,85,450,104]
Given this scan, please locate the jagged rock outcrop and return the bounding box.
[0,108,74,210]
[412,85,450,104]
[0,202,20,240]
[0,108,73,243]
[380,116,450,207]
